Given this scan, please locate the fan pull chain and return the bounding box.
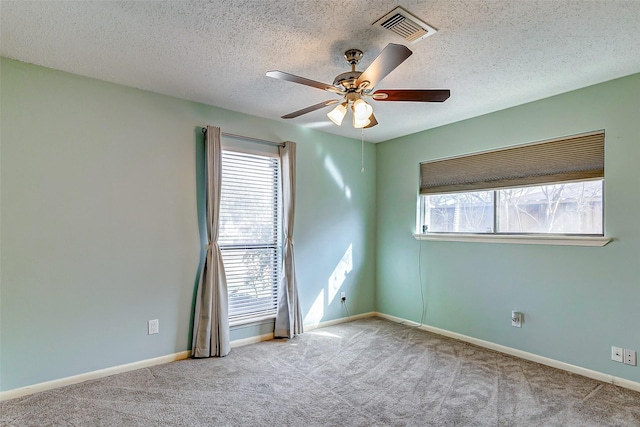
[361,128,365,173]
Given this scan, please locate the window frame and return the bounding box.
[218,146,282,326]
[416,181,609,246]
[415,131,610,246]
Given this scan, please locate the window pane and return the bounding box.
[219,150,281,324]
[497,181,603,234]
[219,153,279,246]
[422,191,494,233]
[222,246,279,322]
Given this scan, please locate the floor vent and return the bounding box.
[373,6,437,43]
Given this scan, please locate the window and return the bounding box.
[418,131,605,236]
[421,182,603,234]
[219,150,281,325]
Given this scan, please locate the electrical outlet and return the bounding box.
[511,311,522,328]
[611,346,623,362]
[340,292,346,302]
[623,349,636,366]
[148,319,159,335]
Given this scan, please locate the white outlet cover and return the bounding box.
[611,346,623,362]
[623,349,636,366]
[148,319,159,335]
[511,311,522,328]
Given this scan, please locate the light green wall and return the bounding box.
[0,58,377,391]
[376,73,640,383]
[2,56,638,392]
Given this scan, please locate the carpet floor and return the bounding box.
[2,317,639,426]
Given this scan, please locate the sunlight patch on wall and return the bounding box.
[328,244,353,304]
[324,156,344,189]
[303,289,324,328]
[324,156,352,200]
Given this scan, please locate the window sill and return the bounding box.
[413,233,611,247]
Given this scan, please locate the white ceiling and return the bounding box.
[2,1,640,143]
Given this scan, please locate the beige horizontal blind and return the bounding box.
[420,131,604,195]
[219,150,281,324]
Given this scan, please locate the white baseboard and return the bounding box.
[374,312,640,393]
[0,350,191,402]
[0,312,373,402]
[230,332,274,348]
[7,310,634,401]
[304,311,376,331]
[1,332,275,401]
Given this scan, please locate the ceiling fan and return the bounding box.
[266,43,450,129]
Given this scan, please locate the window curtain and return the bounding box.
[192,125,230,357]
[274,141,303,338]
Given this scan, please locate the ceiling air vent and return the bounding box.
[373,6,437,44]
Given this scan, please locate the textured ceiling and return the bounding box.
[2,1,640,143]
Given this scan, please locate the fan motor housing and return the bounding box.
[333,71,362,90]
[344,49,363,65]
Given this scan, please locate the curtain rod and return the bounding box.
[201,127,284,147]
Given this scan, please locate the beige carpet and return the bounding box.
[2,317,639,426]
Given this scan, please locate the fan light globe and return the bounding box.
[353,99,373,121]
[353,115,371,129]
[327,103,347,126]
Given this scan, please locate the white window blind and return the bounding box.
[219,150,281,325]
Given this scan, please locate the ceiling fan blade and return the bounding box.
[372,89,451,102]
[355,43,412,89]
[266,70,341,93]
[364,114,378,128]
[281,99,340,119]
